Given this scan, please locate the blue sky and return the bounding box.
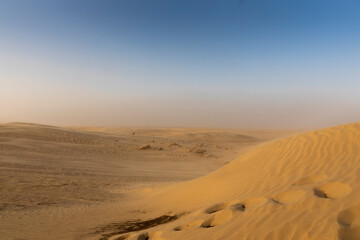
[0,0,359,128]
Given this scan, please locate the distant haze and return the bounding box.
[1,0,359,129]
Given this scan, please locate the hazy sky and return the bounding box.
[1,0,359,129]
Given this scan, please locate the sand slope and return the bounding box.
[109,123,360,240]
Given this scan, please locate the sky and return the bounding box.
[0,0,359,129]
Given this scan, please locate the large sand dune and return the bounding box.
[100,122,360,240]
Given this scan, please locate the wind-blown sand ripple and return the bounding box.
[293,174,328,185]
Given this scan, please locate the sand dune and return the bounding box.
[2,122,359,239]
[0,122,288,240]
[100,122,360,240]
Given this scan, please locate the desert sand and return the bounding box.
[0,122,291,240]
[1,122,359,240]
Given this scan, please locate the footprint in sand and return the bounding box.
[206,202,228,214]
[271,190,306,205]
[236,197,268,211]
[314,182,352,199]
[174,219,203,231]
[293,174,328,185]
[202,209,233,228]
[338,203,360,240]
[137,231,164,240]
[205,200,238,214]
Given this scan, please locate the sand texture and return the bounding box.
[0,122,289,240]
[90,122,359,240]
[1,122,360,239]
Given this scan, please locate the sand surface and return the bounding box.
[107,122,359,240]
[85,122,360,240]
[0,122,291,240]
[3,122,359,240]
